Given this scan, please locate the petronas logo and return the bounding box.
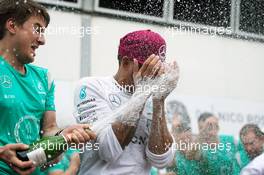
[38,82,43,91]
[79,86,87,100]
[37,81,46,95]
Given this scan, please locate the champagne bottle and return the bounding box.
[16,135,68,166]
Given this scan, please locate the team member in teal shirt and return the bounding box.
[238,124,264,169]
[0,1,96,174]
[200,135,240,175]
[197,112,240,175]
[167,111,203,175]
[235,140,250,170]
[169,150,204,175]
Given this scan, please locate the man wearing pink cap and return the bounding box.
[74,30,178,175]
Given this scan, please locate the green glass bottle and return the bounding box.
[16,135,68,166]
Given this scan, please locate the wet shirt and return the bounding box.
[200,135,240,175]
[73,76,175,175]
[0,56,55,174]
[150,167,159,175]
[44,149,78,174]
[235,141,251,170]
[167,151,203,175]
[241,153,264,175]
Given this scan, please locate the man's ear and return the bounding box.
[5,18,17,35]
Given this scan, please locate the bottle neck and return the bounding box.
[61,134,70,145]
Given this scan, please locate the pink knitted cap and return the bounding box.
[118,29,166,64]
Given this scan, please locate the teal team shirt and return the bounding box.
[150,167,158,175]
[236,141,250,170]
[201,135,240,175]
[0,56,55,174]
[166,135,249,175]
[166,150,203,175]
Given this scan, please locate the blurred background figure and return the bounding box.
[239,124,264,161]
[166,114,203,175]
[239,124,264,175]
[196,112,240,175]
[162,100,202,175]
[166,100,191,128]
[46,150,80,175]
[151,100,192,175]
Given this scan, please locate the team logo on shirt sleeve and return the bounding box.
[37,81,46,95]
[34,81,46,95]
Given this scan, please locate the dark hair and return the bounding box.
[167,100,190,124]
[0,0,50,40]
[240,124,264,139]
[117,55,122,65]
[117,55,143,69]
[198,112,214,123]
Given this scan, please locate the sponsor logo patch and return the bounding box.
[79,86,87,100]
[108,94,121,107]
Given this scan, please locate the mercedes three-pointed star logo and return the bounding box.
[0,75,12,88]
[108,94,121,107]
